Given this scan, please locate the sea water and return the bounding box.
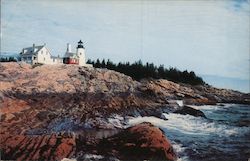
[129,104,250,161]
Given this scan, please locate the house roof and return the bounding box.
[64,52,78,58]
[21,45,44,55]
[51,56,63,59]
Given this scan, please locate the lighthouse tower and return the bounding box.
[76,40,86,66]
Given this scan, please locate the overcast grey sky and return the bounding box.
[1,0,249,82]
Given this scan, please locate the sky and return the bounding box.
[1,0,250,92]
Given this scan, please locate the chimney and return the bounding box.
[67,43,72,53]
[32,44,36,52]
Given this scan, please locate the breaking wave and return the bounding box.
[128,104,250,161]
[129,113,247,137]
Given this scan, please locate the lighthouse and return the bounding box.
[63,40,92,67]
[76,40,86,66]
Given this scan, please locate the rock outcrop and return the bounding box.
[0,62,249,134]
[0,133,75,161]
[139,79,249,105]
[0,63,166,134]
[0,62,138,94]
[0,123,177,161]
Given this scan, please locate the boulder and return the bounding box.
[174,105,206,118]
[237,120,250,127]
[97,122,177,161]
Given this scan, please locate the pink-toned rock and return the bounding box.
[0,134,75,161]
[0,98,30,114]
[98,122,177,161]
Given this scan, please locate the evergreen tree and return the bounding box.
[101,59,106,68]
[95,59,101,68]
[88,58,205,85]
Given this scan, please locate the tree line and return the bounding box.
[0,57,18,62]
[87,59,205,85]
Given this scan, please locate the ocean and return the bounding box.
[129,104,250,161]
[200,74,250,94]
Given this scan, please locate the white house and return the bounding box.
[20,44,63,65]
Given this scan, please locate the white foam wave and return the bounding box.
[189,105,220,111]
[171,141,189,161]
[177,156,189,161]
[83,154,104,160]
[108,114,124,128]
[128,113,247,137]
[190,103,239,111]
[176,100,184,107]
[61,158,77,161]
[172,142,186,154]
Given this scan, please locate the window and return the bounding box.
[44,58,45,61]
[80,52,82,55]
[33,57,36,60]
[46,51,48,55]
[41,51,43,54]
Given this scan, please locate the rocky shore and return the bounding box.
[0,62,249,160]
[1,123,176,161]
